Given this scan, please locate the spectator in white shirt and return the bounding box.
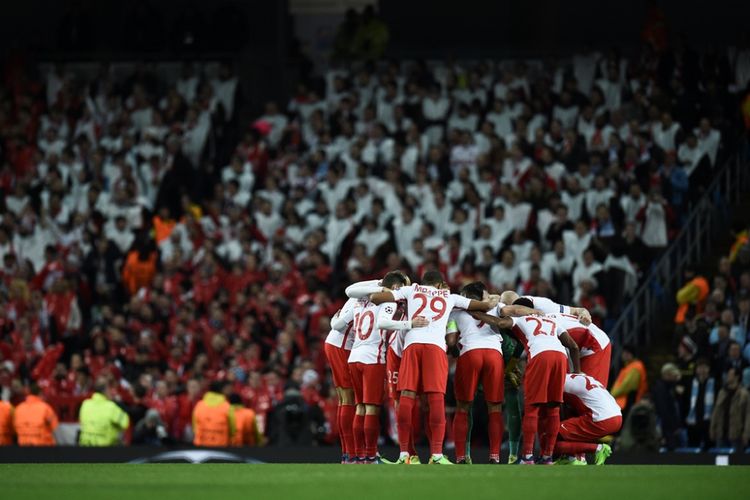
[486,99,513,138]
[595,63,623,111]
[620,183,647,225]
[490,249,519,290]
[450,131,479,173]
[403,239,425,270]
[422,84,450,144]
[552,90,579,130]
[652,112,681,153]
[255,198,283,240]
[447,103,479,134]
[393,206,422,256]
[211,63,239,121]
[573,248,603,289]
[354,218,389,257]
[258,102,288,147]
[678,133,703,177]
[105,215,135,253]
[695,117,721,167]
[585,175,614,218]
[472,224,497,262]
[563,219,592,262]
[638,189,670,252]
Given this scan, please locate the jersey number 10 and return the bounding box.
[354,310,376,340]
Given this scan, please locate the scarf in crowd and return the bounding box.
[686,377,715,425]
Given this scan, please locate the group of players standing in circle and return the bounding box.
[324,269,622,465]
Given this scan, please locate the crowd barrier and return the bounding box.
[1,446,748,465]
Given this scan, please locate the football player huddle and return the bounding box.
[324,270,621,465]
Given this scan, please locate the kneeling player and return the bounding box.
[551,314,612,386]
[555,373,622,465]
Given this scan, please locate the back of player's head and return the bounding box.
[461,282,486,300]
[513,297,533,308]
[382,271,409,289]
[500,290,519,305]
[421,271,445,287]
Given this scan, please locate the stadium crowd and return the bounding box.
[0,36,748,448]
[642,229,750,452]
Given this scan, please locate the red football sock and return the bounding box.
[364,414,380,458]
[408,401,419,456]
[340,404,356,457]
[336,406,344,455]
[555,441,598,455]
[541,406,560,457]
[427,393,446,455]
[353,413,365,459]
[488,410,504,461]
[453,409,469,461]
[397,395,415,454]
[423,403,432,449]
[521,404,539,457]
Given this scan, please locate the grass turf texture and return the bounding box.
[1,464,748,500]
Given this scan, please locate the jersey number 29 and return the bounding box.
[412,293,447,321]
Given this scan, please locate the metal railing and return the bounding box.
[609,143,750,358]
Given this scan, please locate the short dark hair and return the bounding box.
[461,282,486,301]
[421,271,445,287]
[695,356,710,368]
[29,383,42,396]
[210,380,228,393]
[228,393,243,405]
[382,271,408,289]
[94,379,108,394]
[513,297,533,308]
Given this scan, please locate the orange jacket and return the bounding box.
[122,251,157,295]
[612,359,648,410]
[674,276,710,323]
[231,407,259,446]
[193,392,234,447]
[152,216,176,244]
[13,395,59,446]
[0,401,12,445]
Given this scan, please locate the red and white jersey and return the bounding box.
[325,298,357,350]
[551,313,610,357]
[389,329,405,358]
[563,373,621,422]
[348,300,402,364]
[527,296,571,314]
[391,284,472,352]
[447,309,503,356]
[498,296,571,314]
[510,314,567,360]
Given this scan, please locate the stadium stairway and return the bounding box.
[643,193,750,381]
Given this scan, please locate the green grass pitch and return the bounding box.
[1,464,748,500]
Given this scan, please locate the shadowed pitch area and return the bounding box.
[1,464,748,500]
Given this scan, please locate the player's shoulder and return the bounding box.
[343,297,359,308]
